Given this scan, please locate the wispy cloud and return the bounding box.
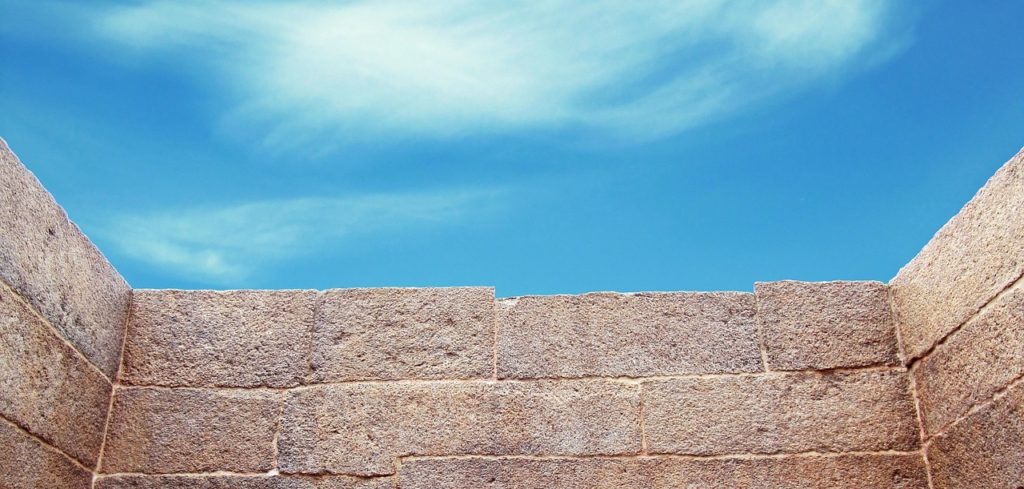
[88,0,908,150]
[98,189,502,283]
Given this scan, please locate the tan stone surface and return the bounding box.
[399,454,928,488]
[0,418,92,489]
[101,387,281,473]
[279,380,641,476]
[644,369,920,455]
[0,284,111,467]
[310,288,493,382]
[0,139,131,379]
[913,280,1024,435]
[927,380,1024,488]
[95,475,395,489]
[890,148,1024,361]
[497,292,760,378]
[755,281,899,370]
[122,290,316,388]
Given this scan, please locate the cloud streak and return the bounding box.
[90,0,907,149]
[98,188,502,283]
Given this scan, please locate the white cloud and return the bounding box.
[99,189,501,283]
[91,0,905,148]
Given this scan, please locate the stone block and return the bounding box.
[927,380,1024,489]
[121,290,316,388]
[310,288,494,382]
[890,148,1024,361]
[0,284,111,467]
[101,387,281,473]
[644,369,920,455]
[497,292,760,378]
[0,418,92,489]
[913,281,1024,435]
[755,281,900,370]
[279,380,641,476]
[95,475,395,489]
[0,139,131,379]
[398,454,929,488]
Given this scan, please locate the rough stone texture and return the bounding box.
[0,418,92,489]
[890,148,1024,361]
[101,387,281,474]
[0,283,111,467]
[755,281,900,370]
[0,139,131,379]
[122,289,316,388]
[644,369,920,455]
[311,288,494,382]
[95,475,395,489]
[497,292,761,378]
[927,380,1024,489]
[399,454,929,488]
[913,280,1024,435]
[279,380,641,476]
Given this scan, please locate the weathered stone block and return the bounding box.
[398,454,928,488]
[95,475,395,489]
[913,281,1024,435]
[310,288,494,382]
[279,380,641,476]
[101,387,281,474]
[0,140,131,378]
[755,281,900,370]
[0,418,92,489]
[644,369,920,455]
[121,290,316,388]
[0,284,111,467]
[927,380,1024,489]
[890,148,1024,361]
[497,292,760,378]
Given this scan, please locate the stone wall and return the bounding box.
[0,138,1020,488]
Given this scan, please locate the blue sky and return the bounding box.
[1,1,1022,296]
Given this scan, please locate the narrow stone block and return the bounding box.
[0,284,111,467]
[913,281,1024,435]
[927,380,1024,489]
[644,369,920,455]
[101,387,281,474]
[0,418,92,489]
[497,292,761,378]
[890,148,1024,361]
[755,281,900,370]
[121,290,316,388]
[95,475,395,489]
[310,288,494,382]
[398,454,928,488]
[0,139,131,379]
[279,380,641,476]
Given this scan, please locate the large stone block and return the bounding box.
[279,380,641,476]
[310,288,494,382]
[121,290,316,388]
[0,139,131,379]
[101,387,281,474]
[890,148,1024,361]
[644,369,920,455]
[927,380,1024,489]
[755,281,900,370]
[398,454,928,488]
[95,475,395,489]
[497,292,761,378]
[913,281,1024,435]
[0,284,111,467]
[0,418,92,489]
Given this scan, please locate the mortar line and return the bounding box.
[638,383,648,455]
[752,289,771,372]
[0,413,94,475]
[887,285,911,366]
[0,278,113,384]
[400,449,925,463]
[270,392,288,474]
[888,284,934,489]
[94,290,133,480]
[924,370,1024,445]
[94,471,395,480]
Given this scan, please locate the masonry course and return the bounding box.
[1,138,1021,487]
